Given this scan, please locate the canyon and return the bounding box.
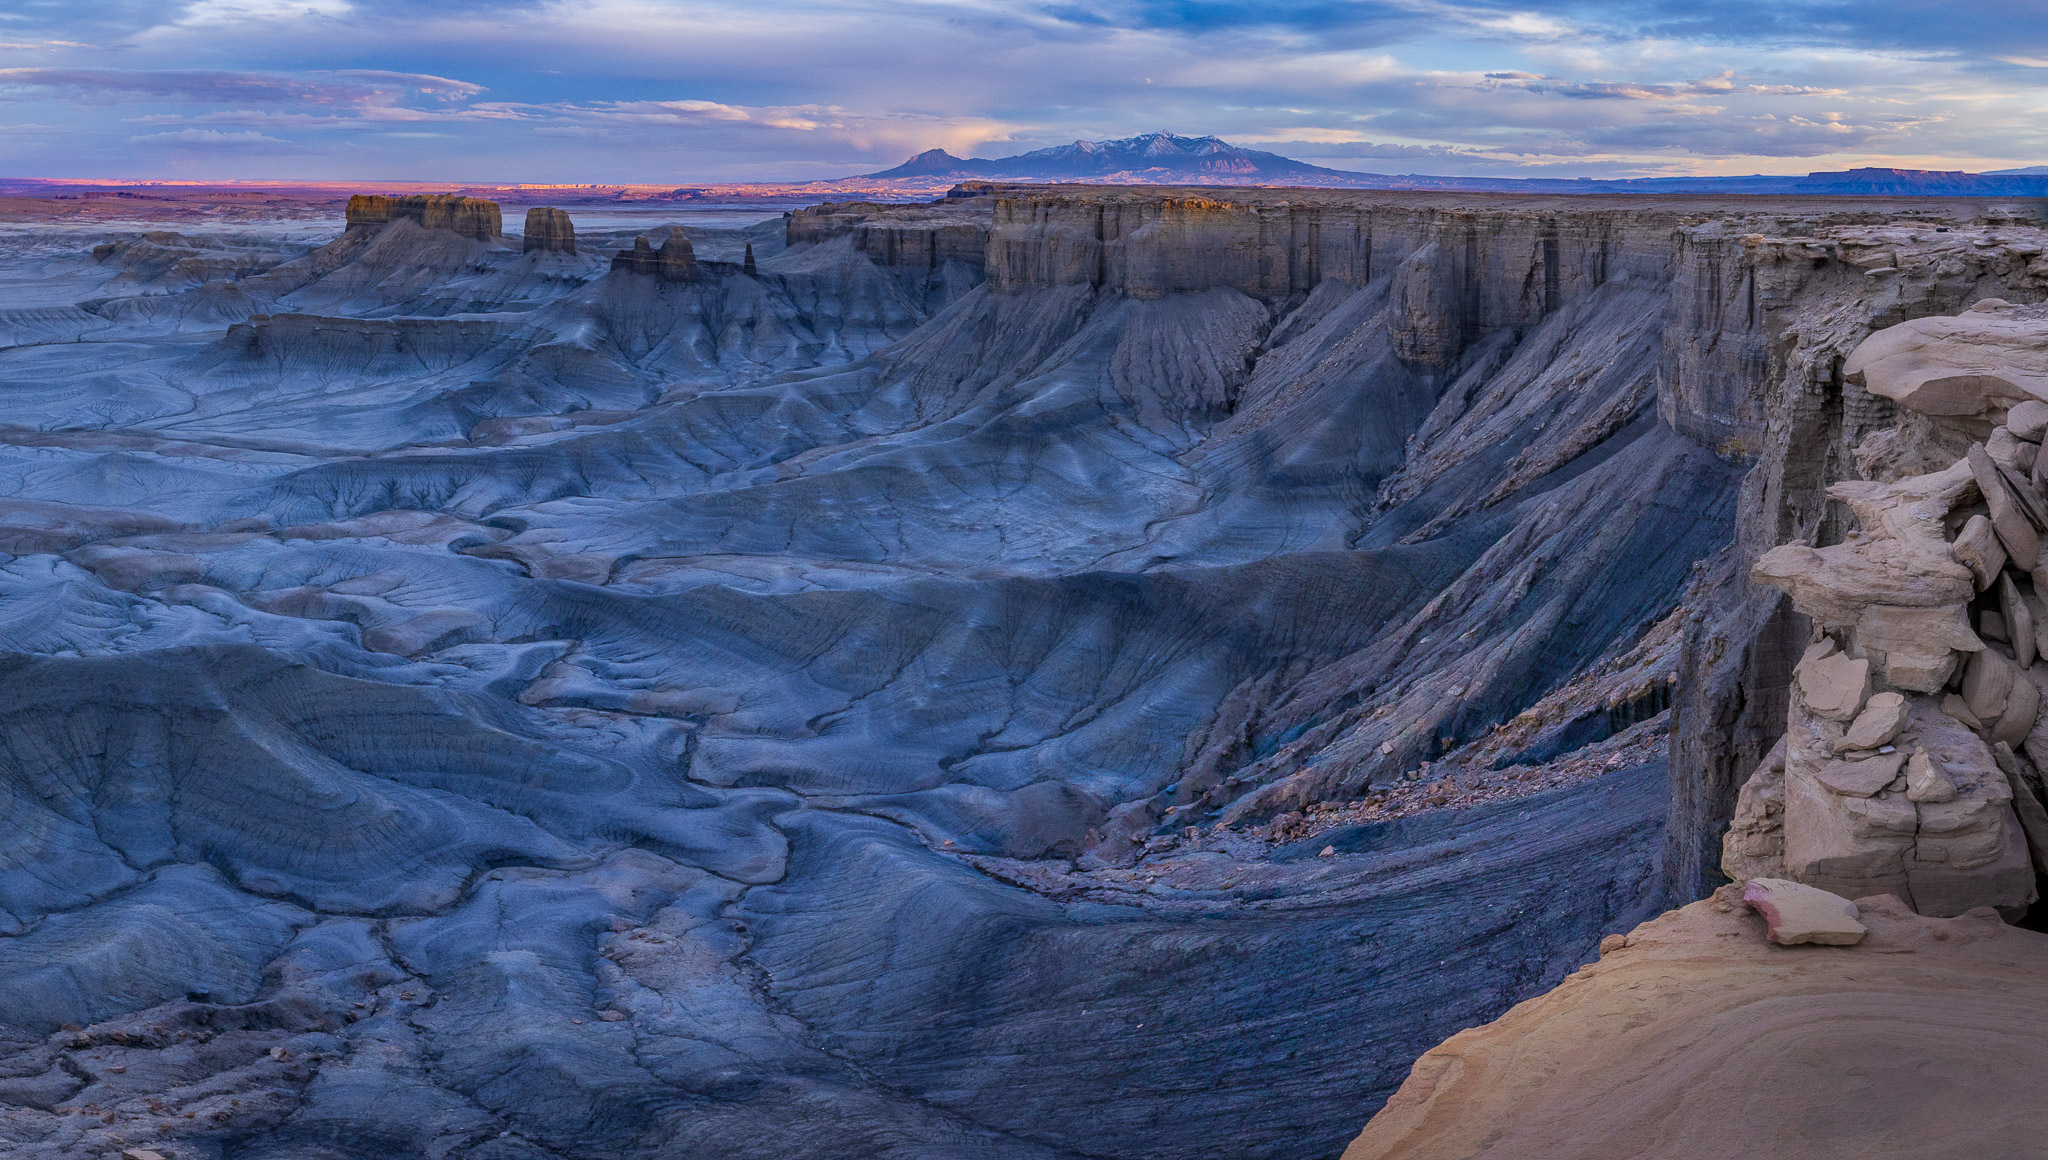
[0,185,2043,1160]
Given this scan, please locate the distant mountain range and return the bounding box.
[858,133,2048,197]
[866,133,1359,183]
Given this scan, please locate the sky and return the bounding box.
[2,0,2046,183]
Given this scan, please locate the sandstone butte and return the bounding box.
[522,205,576,254]
[1343,889,2048,1160]
[342,193,502,241]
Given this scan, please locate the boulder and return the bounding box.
[1810,751,1907,798]
[1846,307,2048,433]
[1909,812,2035,917]
[2003,573,2037,667]
[1796,648,1869,722]
[1741,878,1868,946]
[1968,444,2041,565]
[1992,663,2041,748]
[2009,399,2048,441]
[1851,603,1979,692]
[1841,691,1910,750]
[1988,425,2026,473]
[2024,588,2048,661]
[1943,692,1984,730]
[1951,513,2005,590]
[1961,646,2018,724]
[2000,458,2048,531]
[1900,701,2036,915]
[1992,743,2048,875]
[1906,749,1958,803]
[1782,759,1917,899]
[1782,689,1916,899]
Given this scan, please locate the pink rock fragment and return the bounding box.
[1742,877,1868,946]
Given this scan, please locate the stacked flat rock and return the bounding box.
[344,194,502,241]
[522,206,576,254]
[611,233,699,282]
[1737,300,2048,916]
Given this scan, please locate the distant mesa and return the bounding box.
[1789,167,2048,196]
[611,233,699,282]
[345,194,502,241]
[523,206,576,255]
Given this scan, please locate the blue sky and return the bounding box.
[1,0,2044,182]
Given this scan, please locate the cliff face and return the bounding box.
[1663,218,2048,898]
[343,193,503,241]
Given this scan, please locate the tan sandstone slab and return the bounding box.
[1343,894,2048,1160]
[1741,877,1867,945]
[1796,648,1870,722]
[1809,751,1907,798]
[1847,306,2048,428]
[1841,691,1909,750]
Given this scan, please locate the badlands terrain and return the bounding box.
[0,183,2044,1160]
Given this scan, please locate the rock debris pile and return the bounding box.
[1734,299,2048,915]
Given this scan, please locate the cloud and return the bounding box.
[1251,138,1481,161]
[0,0,2044,180]
[0,67,482,104]
[174,0,352,24]
[127,127,289,145]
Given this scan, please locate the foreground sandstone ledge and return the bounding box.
[1344,889,2048,1159]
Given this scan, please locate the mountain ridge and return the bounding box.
[863,132,1360,182]
[859,133,2048,197]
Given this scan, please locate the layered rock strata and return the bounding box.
[343,193,502,241]
[521,206,576,254]
[1731,301,2048,915]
